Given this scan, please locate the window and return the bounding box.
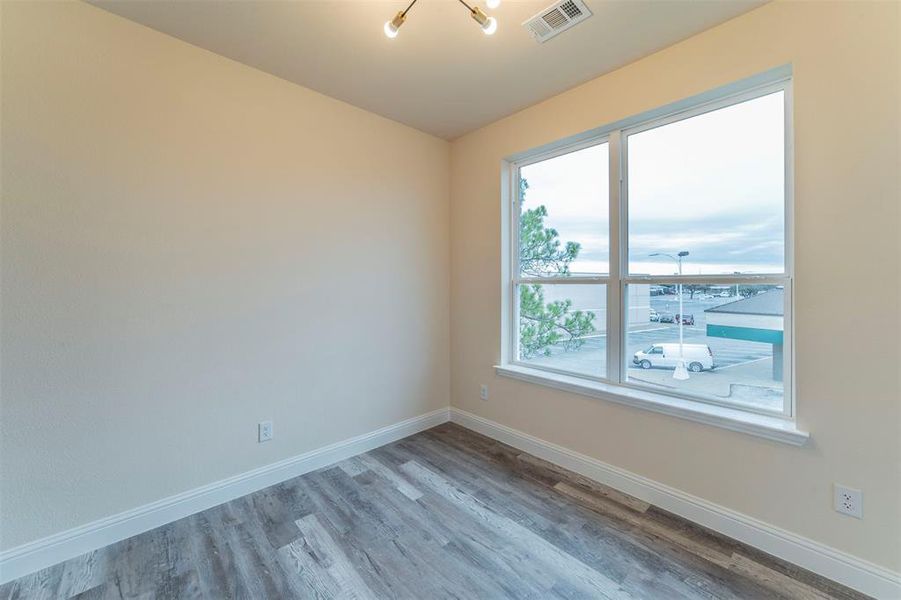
[504,75,792,420]
[516,143,609,379]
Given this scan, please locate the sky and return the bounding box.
[520,91,785,277]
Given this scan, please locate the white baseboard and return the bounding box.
[0,407,450,585]
[450,407,901,599]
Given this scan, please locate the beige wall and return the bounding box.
[450,0,900,572]
[2,0,899,577]
[0,1,449,549]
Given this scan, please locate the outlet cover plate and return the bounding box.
[834,485,862,518]
[480,385,489,401]
[258,421,273,443]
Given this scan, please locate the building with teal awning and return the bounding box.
[705,289,784,381]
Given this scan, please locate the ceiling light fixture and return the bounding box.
[470,7,498,35]
[383,0,499,39]
[384,11,406,38]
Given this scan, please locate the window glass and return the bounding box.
[627,92,785,276]
[517,284,606,378]
[625,284,785,413]
[519,144,609,277]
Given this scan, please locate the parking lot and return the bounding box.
[521,294,784,412]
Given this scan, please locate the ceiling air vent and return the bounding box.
[523,0,592,43]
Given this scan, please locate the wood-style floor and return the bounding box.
[1,423,867,600]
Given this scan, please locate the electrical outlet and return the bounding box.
[258,420,273,443]
[480,384,489,401]
[834,485,862,518]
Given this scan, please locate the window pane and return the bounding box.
[627,92,785,275]
[517,284,606,378]
[625,284,785,413]
[519,144,608,277]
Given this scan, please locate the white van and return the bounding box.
[632,344,715,372]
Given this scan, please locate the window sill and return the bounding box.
[494,364,809,446]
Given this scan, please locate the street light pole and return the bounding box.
[651,251,690,380]
[678,253,683,363]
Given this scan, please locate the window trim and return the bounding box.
[500,67,799,434]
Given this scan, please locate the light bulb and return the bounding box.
[470,7,497,35]
[486,0,501,9]
[384,11,405,39]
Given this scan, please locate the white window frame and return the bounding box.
[508,136,612,384]
[499,68,803,442]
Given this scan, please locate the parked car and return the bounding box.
[632,343,715,372]
[717,291,732,298]
[658,312,675,323]
[675,314,695,325]
[649,308,659,322]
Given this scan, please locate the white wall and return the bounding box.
[0,0,449,550]
[450,0,900,573]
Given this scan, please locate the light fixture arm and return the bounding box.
[400,0,419,18]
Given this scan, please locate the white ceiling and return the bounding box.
[90,0,766,139]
